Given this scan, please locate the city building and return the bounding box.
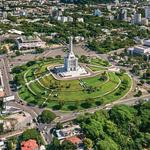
[114,0,119,5]
[2,11,7,19]
[128,39,150,56]
[21,139,39,150]
[0,70,5,98]
[133,13,142,24]
[94,9,102,17]
[53,37,89,78]
[0,140,6,150]
[77,18,84,23]
[145,6,150,20]
[67,16,73,22]
[55,125,81,140]
[119,8,127,21]
[61,16,68,22]
[16,36,46,50]
[8,29,24,35]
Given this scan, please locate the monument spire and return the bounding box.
[69,36,73,53]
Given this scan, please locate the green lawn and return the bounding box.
[28,72,120,101]
[102,74,132,103]
[25,69,35,82]
[87,65,107,72]
[15,58,132,111]
[90,58,110,67]
[29,81,46,95]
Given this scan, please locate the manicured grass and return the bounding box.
[29,72,120,101]
[29,81,47,96]
[102,74,132,103]
[15,58,132,111]
[25,69,35,82]
[39,75,54,88]
[90,58,110,67]
[88,65,107,72]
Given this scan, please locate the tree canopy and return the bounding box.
[76,102,150,150]
[38,110,56,124]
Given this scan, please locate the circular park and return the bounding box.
[12,56,132,111]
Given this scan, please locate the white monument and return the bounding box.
[64,37,79,72]
[53,37,89,78]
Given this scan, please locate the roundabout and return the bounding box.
[13,37,132,111]
[13,58,132,111]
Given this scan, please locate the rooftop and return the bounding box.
[21,139,39,150]
[65,136,82,145]
[18,36,42,43]
[0,91,5,98]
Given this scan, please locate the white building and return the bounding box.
[145,6,150,20]
[61,16,68,23]
[128,39,150,56]
[67,16,73,22]
[0,70,4,98]
[16,36,46,50]
[77,18,84,23]
[0,140,6,150]
[8,29,24,35]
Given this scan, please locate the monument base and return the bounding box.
[50,65,90,78]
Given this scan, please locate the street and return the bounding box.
[0,46,149,144]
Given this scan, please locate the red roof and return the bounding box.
[0,91,5,98]
[21,139,39,150]
[65,136,82,145]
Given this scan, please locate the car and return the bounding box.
[144,98,149,102]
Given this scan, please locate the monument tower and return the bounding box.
[64,37,79,72]
[52,36,89,78]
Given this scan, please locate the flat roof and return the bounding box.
[18,36,42,43]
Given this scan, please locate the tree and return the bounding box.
[26,61,36,67]
[143,69,150,79]
[38,110,56,124]
[55,55,61,59]
[35,48,44,53]
[61,141,76,150]
[6,137,17,150]
[120,68,126,74]
[135,90,142,97]
[79,55,89,63]
[7,14,17,22]
[56,122,63,129]
[83,138,93,149]
[99,74,107,81]
[76,102,150,150]
[109,105,137,127]
[96,136,118,150]
[15,50,21,56]
[131,65,140,75]
[20,129,43,145]
[47,137,61,150]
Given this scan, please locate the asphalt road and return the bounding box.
[0,56,12,96]
[0,46,149,144]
